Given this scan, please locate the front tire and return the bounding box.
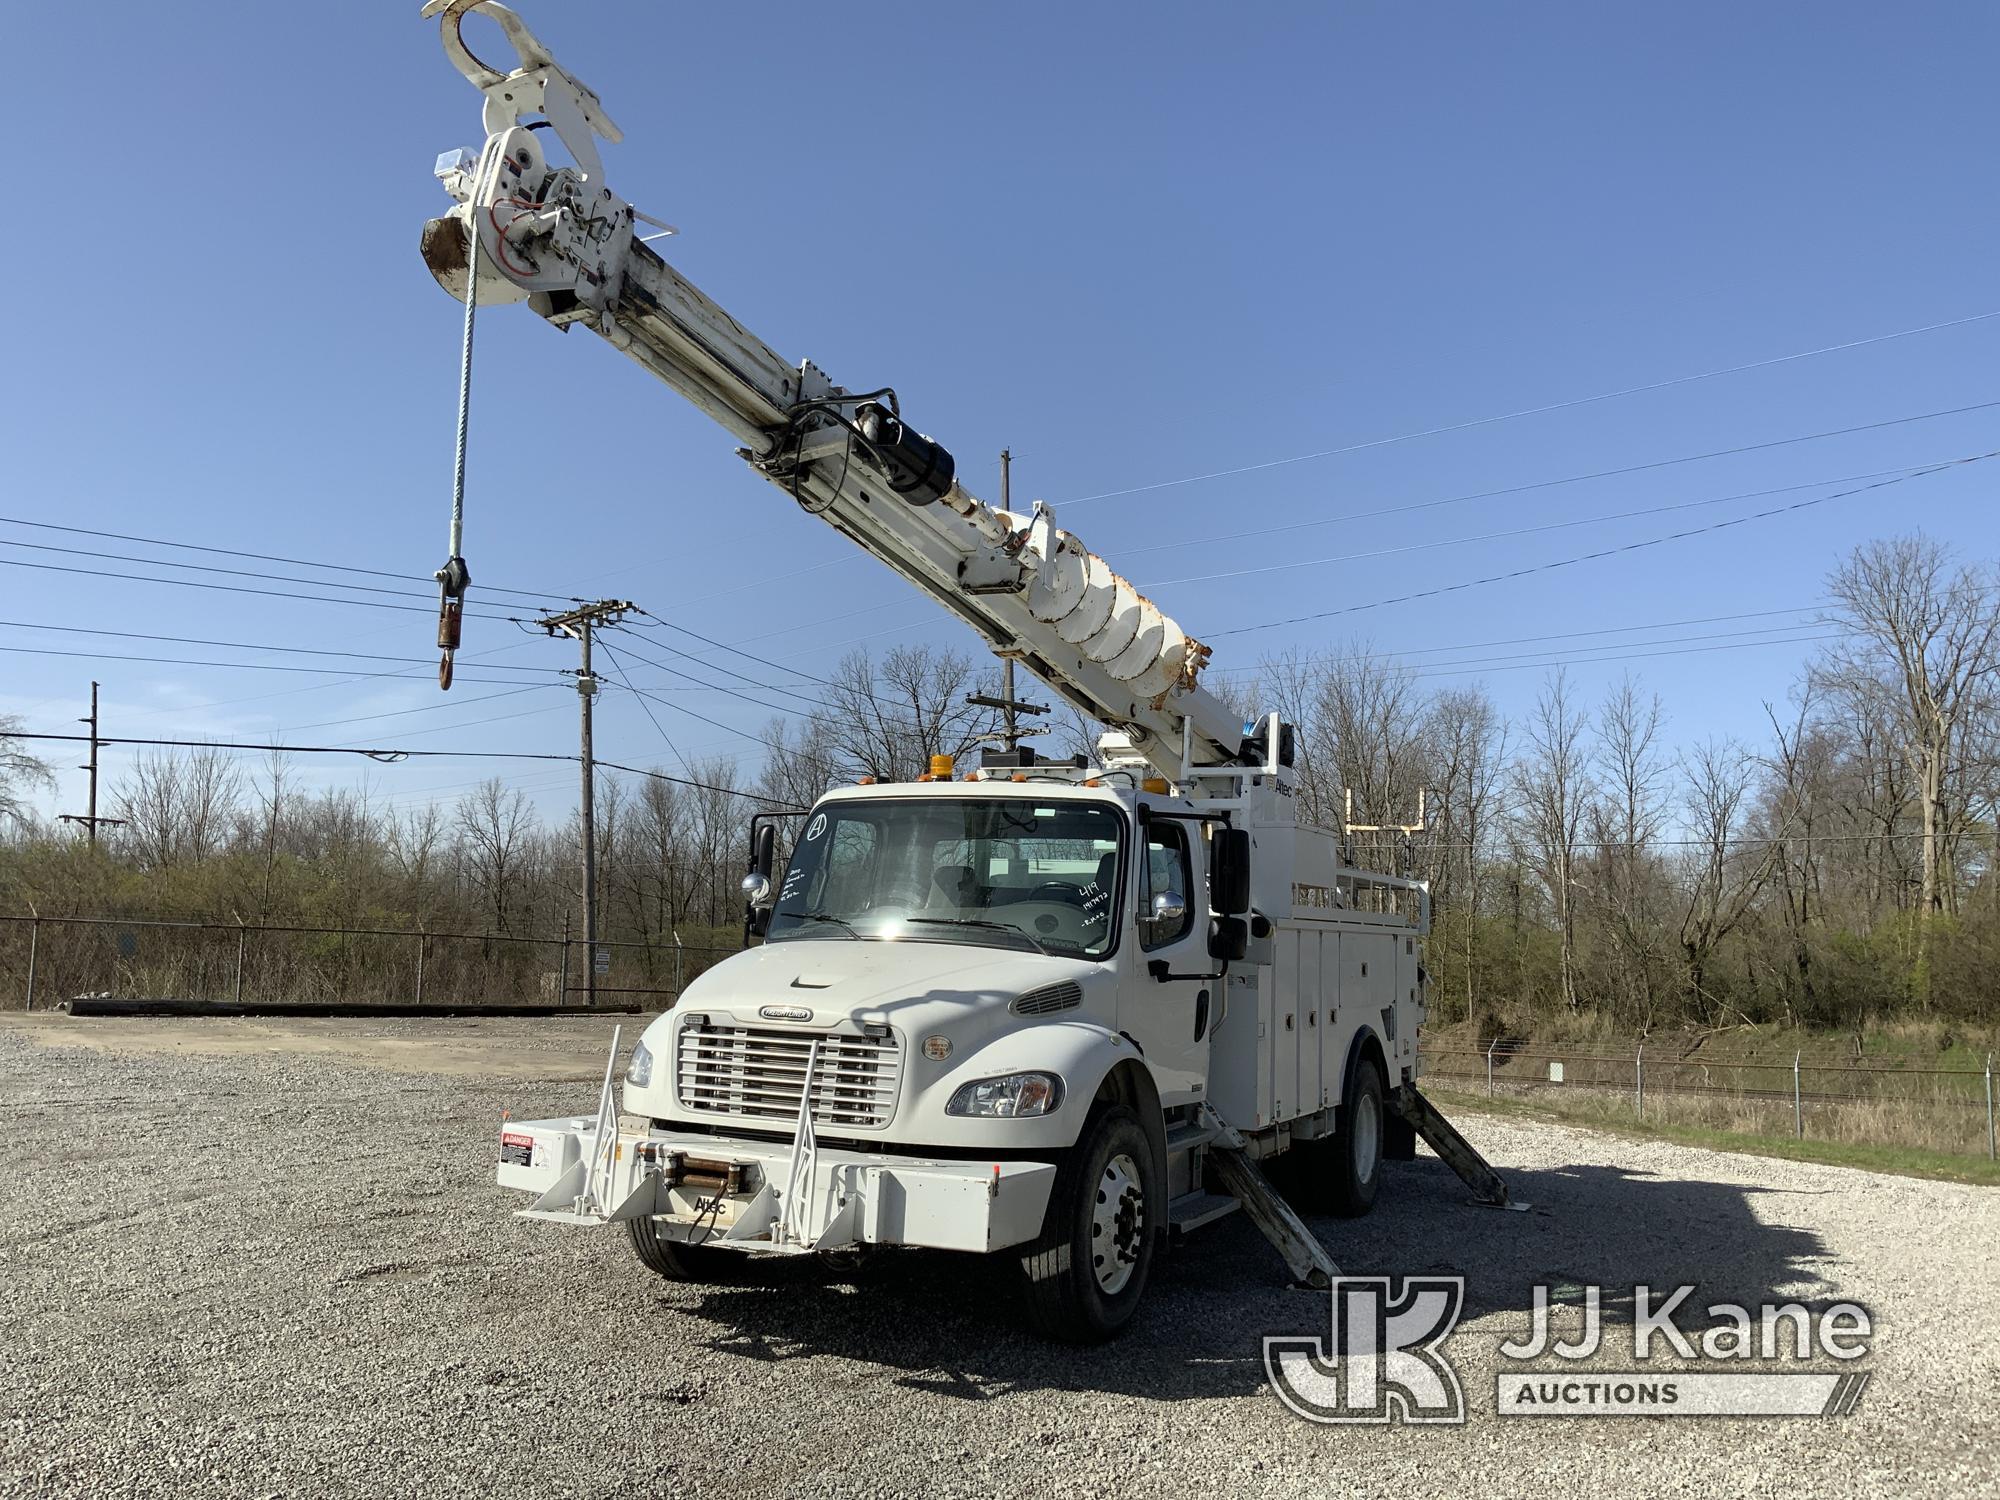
[627,1216,729,1281]
[1019,1103,1160,1343]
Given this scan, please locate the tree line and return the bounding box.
[0,534,1993,1034]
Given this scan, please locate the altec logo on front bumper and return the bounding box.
[1266,1278,1873,1424]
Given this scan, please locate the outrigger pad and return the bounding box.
[1389,1086,1521,1210]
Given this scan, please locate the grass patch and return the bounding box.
[1426,1084,2000,1188]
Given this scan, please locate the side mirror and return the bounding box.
[1210,828,1251,915]
[1150,890,1188,925]
[742,823,780,944]
[1208,915,1247,962]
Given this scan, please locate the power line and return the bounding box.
[1208,452,1999,640]
[623,607,838,689]
[10,732,797,806]
[1112,402,2000,560]
[0,620,560,674]
[1142,457,1971,590]
[0,554,519,620]
[0,642,543,683]
[0,514,568,606]
[596,632,835,720]
[1059,310,2000,506]
[594,640,691,774]
[1399,631,1845,682]
[1198,603,1825,678]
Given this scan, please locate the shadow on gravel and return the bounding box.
[648,1151,1833,1401]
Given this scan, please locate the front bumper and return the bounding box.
[497,1117,1057,1256]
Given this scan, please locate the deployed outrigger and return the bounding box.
[421,1,1513,1340]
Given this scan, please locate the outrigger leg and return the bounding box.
[1390,1086,1522,1209]
[1198,1105,1341,1289]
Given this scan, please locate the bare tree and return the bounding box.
[0,715,53,826]
[817,645,998,781]
[1676,736,1775,1024]
[112,747,244,870]
[455,779,533,934]
[1513,670,1593,1010]
[1590,677,1669,1027]
[1823,535,2000,937]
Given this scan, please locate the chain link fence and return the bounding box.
[1421,1037,1998,1162]
[1,913,740,1013]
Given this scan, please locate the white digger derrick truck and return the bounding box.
[420,1,1510,1341]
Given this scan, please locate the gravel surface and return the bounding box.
[2,1013,1995,1499]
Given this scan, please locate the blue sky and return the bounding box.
[3,2,1995,820]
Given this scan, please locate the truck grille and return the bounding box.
[674,1021,902,1129]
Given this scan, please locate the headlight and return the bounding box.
[945,1072,1063,1118]
[626,1039,654,1089]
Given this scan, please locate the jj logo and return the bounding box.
[1265,1277,1467,1424]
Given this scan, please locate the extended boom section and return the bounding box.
[418,0,1238,777]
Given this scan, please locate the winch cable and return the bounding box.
[433,213,480,689]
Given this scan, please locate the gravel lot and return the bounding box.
[3,1012,1995,1499]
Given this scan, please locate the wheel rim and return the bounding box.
[1090,1151,1146,1295]
[1352,1088,1381,1186]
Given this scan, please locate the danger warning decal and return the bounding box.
[500,1130,535,1168]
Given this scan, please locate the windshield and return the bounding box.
[765,797,1124,958]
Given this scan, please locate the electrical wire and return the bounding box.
[0,642,540,682]
[1196,603,1826,678]
[0,514,567,605]
[0,555,519,620]
[622,607,838,689]
[0,620,560,674]
[594,640,691,774]
[1208,452,2000,639]
[1109,403,2000,561]
[1058,311,2000,507]
[1140,457,1976,590]
[9,732,798,806]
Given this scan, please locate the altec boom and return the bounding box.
[422,1,1509,1342]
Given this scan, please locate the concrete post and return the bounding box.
[1794,1051,1803,1139]
[1986,1054,1994,1163]
[1636,1043,1645,1118]
[24,918,39,1011]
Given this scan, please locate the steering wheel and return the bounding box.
[1026,881,1087,907]
[861,882,927,913]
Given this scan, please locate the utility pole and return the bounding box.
[58,681,124,844]
[1000,448,1016,752]
[538,601,635,1008]
[971,449,1051,757]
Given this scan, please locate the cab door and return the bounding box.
[1117,812,1214,1106]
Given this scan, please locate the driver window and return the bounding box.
[1141,822,1193,949]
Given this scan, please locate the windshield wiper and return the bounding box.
[903,916,1050,955]
[773,911,860,940]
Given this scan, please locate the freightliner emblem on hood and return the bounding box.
[758,1004,814,1022]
